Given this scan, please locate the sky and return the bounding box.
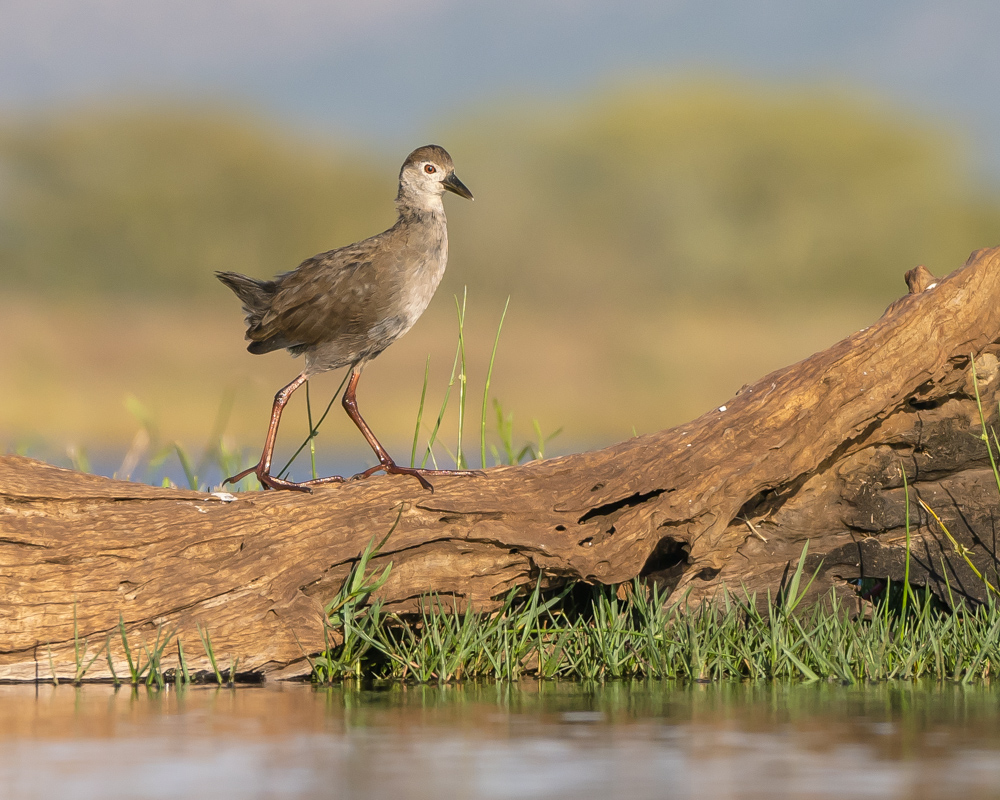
[2,0,999,174]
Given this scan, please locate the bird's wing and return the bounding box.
[248,234,397,348]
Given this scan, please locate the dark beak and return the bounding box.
[443,171,474,200]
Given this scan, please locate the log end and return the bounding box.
[905,264,938,294]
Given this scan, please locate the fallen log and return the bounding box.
[3,247,1000,681]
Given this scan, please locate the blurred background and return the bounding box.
[1,0,999,485]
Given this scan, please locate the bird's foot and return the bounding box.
[349,461,486,492]
[223,463,345,493]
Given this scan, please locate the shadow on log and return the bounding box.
[3,247,1000,681]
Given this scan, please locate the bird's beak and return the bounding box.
[443,172,474,201]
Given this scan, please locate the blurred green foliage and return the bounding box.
[0,104,390,298]
[1,83,997,306]
[447,82,999,306]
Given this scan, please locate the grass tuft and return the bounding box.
[309,542,1000,685]
[312,513,399,683]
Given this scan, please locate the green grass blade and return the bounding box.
[410,356,431,468]
[481,296,510,469]
[454,288,468,469]
[306,380,318,481]
[277,370,350,479]
[421,332,462,468]
[901,462,913,620]
[969,356,1000,498]
[105,635,119,687]
[174,443,198,490]
[197,623,224,686]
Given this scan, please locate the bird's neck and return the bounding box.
[395,191,446,219]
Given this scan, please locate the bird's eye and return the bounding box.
[424,164,436,174]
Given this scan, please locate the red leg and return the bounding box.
[341,366,483,491]
[224,373,345,492]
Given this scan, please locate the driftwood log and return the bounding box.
[3,246,1000,681]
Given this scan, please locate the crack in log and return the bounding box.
[577,489,667,524]
[0,537,47,548]
[1,495,203,505]
[437,512,505,524]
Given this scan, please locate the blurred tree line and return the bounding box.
[0,81,997,309]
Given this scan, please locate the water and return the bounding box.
[2,681,999,799]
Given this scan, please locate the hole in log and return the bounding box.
[578,489,666,524]
[906,378,953,410]
[590,483,605,492]
[737,487,790,521]
[640,536,689,596]
[696,567,721,581]
[555,525,566,531]
[907,396,948,410]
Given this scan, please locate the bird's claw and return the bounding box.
[222,464,352,493]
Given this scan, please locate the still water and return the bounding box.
[1,680,999,799]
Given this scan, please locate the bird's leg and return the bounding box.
[342,367,483,491]
[224,373,344,492]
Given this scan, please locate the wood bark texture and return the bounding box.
[3,247,1000,681]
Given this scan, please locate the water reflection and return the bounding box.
[1,681,998,799]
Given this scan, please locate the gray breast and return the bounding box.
[299,208,449,375]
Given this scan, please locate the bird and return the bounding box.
[217,144,476,492]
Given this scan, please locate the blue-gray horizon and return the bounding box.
[2,0,999,176]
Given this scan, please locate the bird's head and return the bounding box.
[397,145,474,209]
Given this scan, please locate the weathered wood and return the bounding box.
[3,246,1000,681]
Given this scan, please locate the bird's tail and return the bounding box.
[216,271,275,329]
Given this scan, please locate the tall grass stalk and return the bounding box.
[277,371,350,480]
[410,356,431,468]
[970,356,1000,498]
[174,443,198,489]
[901,464,913,621]
[480,297,510,468]
[306,380,318,480]
[919,498,1000,597]
[177,639,190,685]
[420,318,463,469]
[118,614,142,685]
[454,289,469,469]
[105,635,119,687]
